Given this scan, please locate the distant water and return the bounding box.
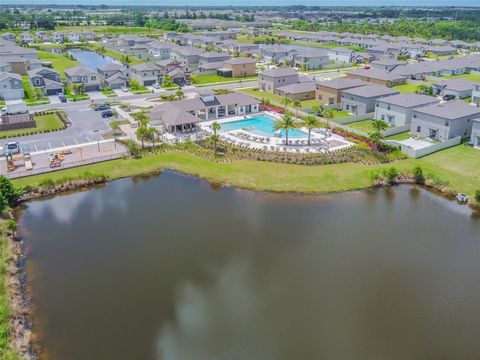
[67,49,121,71]
[19,172,480,360]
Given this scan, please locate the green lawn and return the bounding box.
[21,75,50,105]
[385,132,411,141]
[0,112,65,139]
[101,88,116,97]
[393,83,421,93]
[193,74,258,85]
[10,144,480,198]
[87,44,145,65]
[346,119,377,133]
[331,110,351,119]
[442,73,480,82]
[238,88,322,109]
[37,50,80,78]
[65,94,90,101]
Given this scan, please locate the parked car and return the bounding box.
[94,104,110,111]
[6,142,20,154]
[442,94,456,101]
[21,145,30,156]
[59,94,67,103]
[152,83,160,89]
[101,110,114,118]
[120,87,128,93]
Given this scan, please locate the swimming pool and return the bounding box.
[220,114,307,138]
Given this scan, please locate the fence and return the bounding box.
[382,125,410,137]
[396,136,461,159]
[4,153,123,179]
[332,112,375,125]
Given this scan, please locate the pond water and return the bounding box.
[19,172,480,360]
[67,49,121,71]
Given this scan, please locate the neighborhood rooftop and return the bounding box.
[414,100,480,119]
[343,85,399,97]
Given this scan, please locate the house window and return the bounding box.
[445,120,449,127]
[91,76,96,81]
[35,79,41,85]
[381,115,385,120]
[387,105,391,110]
[346,105,350,110]
[416,126,421,132]
[319,95,323,100]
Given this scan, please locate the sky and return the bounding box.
[2,0,480,6]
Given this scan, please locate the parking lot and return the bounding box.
[1,107,114,153]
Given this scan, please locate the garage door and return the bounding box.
[85,85,100,92]
[46,88,62,95]
[144,80,156,86]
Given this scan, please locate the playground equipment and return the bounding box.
[5,153,15,172]
[22,145,33,170]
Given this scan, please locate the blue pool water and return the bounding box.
[220,114,307,138]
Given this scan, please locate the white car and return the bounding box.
[120,87,129,93]
[152,83,160,89]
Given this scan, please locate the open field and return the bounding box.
[193,74,258,85]
[393,83,421,93]
[10,144,480,198]
[443,73,480,82]
[37,50,80,77]
[55,25,165,35]
[346,119,377,133]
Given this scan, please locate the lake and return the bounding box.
[67,49,121,71]
[19,172,480,360]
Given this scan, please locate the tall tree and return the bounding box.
[273,113,296,144]
[300,115,321,145]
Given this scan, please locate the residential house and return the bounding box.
[371,59,407,71]
[35,31,51,43]
[52,31,65,43]
[0,72,24,100]
[64,66,102,91]
[410,100,480,140]
[327,47,354,64]
[346,68,407,87]
[1,33,16,42]
[0,62,12,72]
[424,45,457,56]
[315,78,365,105]
[198,62,223,75]
[274,81,316,101]
[472,83,480,104]
[66,32,83,43]
[27,67,64,95]
[19,32,34,44]
[149,92,260,132]
[433,78,476,99]
[166,67,187,86]
[229,42,259,55]
[198,51,231,64]
[219,57,256,78]
[341,85,400,115]
[148,41,174,60]
[290,49,329,70]
[130,63,161,86]
[170,47,203,70]
[97,63,129,89]
[470,119,480,147]
[374,93,440,127]
[259,68,299,92]
[261,45,290,64]
[200,31,237,41]
[128,44,150,61]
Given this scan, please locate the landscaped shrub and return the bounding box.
[413,166,425,184]
[384,167,398,184]
[475,190,480,203]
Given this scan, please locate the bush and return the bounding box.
[475,190,480,203]
[384,167,398,184]
[412,166,424,184]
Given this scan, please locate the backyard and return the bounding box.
[442,73,480,82]
[37,50,80,78]
[192,74,258,86]
[393,83,421,93]
[0,112,65,139]
[344,119,378,133]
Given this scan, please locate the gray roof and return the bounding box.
[131,63,160,72]
[347,68,407,81]
[371,59,407,66]
[276,81,316,94]
[0,72,21,82]
[377,93,439,108]
[224,57,256,65]
[316,78,365,90]
[64,66,97,77]
[414,100,480,119]
[434,78,476,92]
[97,62,125,72]
[260,68,297,78]
[343,85,400,98]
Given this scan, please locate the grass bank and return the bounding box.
[11,144,480,198]
[37,50,80,78]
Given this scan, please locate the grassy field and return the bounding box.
[385,132,411,141]
[345,119,377,133]
[0,222,21,360]
[393,83,421,93]
[37,50,80,78]
[331,110,351,119]
[56,25,165,35]
[10,144,480,198]
[193,74,258,85]
[238,88,322,109]
[443,73,480,82]
[0,112,65,139]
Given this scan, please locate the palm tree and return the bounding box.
[210,121,221,157]
[273,113,296,145]
[292,99,301,118]
[301,115,321,145]
[322,109,335,129]
[281,97,292,111]
[136,126,148,149]
[369,120,389,150]
[175,89,184,100]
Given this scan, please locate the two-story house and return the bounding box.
[258,68,299,93]
[472,83,480,105]
[130,63,161,86]
[219,58,257,78]
[64,66,102,91]
[19,32,35,44]
[290,49,329,70]
[170,47,203,70]
[27,67,64,95]
[0,72,24,100]
[97,62,129,89]
[341,85,400,115]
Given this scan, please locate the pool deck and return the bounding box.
[201,111,353,153]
